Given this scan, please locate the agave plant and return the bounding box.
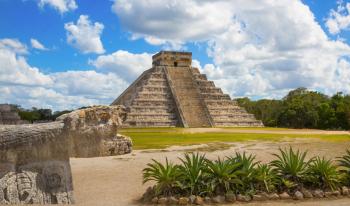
[143,158,181,196]
[205,158,242,194]
[270,147,312,188]
[338,149,350,185]
[228,152,259,193]
[254,164,279,193]
[178,153,207,195]
[306,157,341,191]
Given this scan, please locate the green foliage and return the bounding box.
[228,152,259,194]
[142,148,350,198]
[142,158,181,196]
[236,87,350,129]
[254,164,279,193]
[338,149,350,185]
[270,147,311,188]
[178,153,207,195]
[306,157,341,190]
[205,158,242,194]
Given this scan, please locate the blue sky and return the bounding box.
[1,0,350,110]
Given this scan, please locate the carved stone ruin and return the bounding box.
[0,105,131,204]
[0,104,26,125]
[111,51,263,127]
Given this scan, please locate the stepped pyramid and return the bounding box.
[111,51,263,128]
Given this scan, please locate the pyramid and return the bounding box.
[111,51,263,128]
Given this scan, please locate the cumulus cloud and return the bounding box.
[325,1,350,35]
[30,38,48,51]
[0,38,130,111]
[113,0,350,99]
[38,0,77,14]
[64,15,105,54]
[90,50,152,81]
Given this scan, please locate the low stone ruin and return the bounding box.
[0,105,132,204]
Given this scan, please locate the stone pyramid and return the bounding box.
[111,51,263,128]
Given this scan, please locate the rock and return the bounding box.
[225,192,236,202]
[194,196,204,205]
[178,197,189,205]
[158,197,168,204]
[268,193,280,200]
[236,194,251,202]
[151,197,159,204]
[253,194,267,201]
[301,188,313,198]
[189,195,196,204]
[313,189,324,198]
[279,192,292,200]
[324,191,333,198]
[168,196,178,204]
[294,191,304,200]
[204,196,211,203]
[142,186,155,202]
[332,190,341,197]
[342,186,349,196]
[212,195,225,203]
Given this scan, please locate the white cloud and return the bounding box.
[326,1,350,35]
[38,0,77,14]
[0,38,130,111]
[112,0,232,48]
[91,50,152,81]
[113,0,350,99]
[30,38,48,51]
[0,38,28,54]
[64,15,105,54]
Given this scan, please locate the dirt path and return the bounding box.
[182,128,350,135]
[71,138,350,206]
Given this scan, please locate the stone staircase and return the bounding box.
[191,68,263,127]
[165,67,212,127]
[115,68,178,127]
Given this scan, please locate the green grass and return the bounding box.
[119,128,350,150]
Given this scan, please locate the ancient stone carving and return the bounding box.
[0,105,131,204]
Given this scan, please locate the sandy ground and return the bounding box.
[172,128,350,135]
[71,137,350,206]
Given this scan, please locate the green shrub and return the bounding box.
[205,158,242,194]
[228,152,259,194]
[254,164,279,193]
[178,153,207,195]
[142,158,181,196]
[270,147,312,189]
[306,157,341,191]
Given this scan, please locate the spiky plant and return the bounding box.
[227,152,259,194]
[270,147,312,188]
[205,158,242,194]
[178,153,207,195]
[254,164,279,193]
[337,149,350,185]
[306,157,341,191]
[142,158,181,196]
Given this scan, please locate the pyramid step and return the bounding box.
[193,74,207,80]
[200,87,222,93]
[201,93,231,100]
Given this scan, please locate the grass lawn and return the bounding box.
[119,128,350,150]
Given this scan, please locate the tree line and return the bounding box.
[15,106,72,123]
[236,87,350,130]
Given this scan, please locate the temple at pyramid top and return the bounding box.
[111,51,263,128]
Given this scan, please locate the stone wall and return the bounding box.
[0,105,132,204]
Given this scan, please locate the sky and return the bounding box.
[1,0,350,111]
